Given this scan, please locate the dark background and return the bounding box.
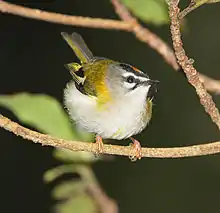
[1,1,220,213]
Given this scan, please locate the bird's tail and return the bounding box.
[61,32,94,64]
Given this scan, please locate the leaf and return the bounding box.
[54,149,97,163]
[54,194,97,213]
[0,93,96,163]
[0,93,75,140]
[52,180,86,199]
[207,0,220,3]
[121,0,169,25]
[44,165,77,183]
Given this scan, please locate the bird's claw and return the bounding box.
[95,135,104,154]
[129,137,142,161]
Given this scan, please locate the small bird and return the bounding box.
[62,32,158,160]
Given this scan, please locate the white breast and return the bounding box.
[64,82,150,140]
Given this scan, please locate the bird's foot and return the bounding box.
[129,137,142,161]
[95,135,104,154]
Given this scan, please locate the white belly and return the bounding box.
[64,82,150,139]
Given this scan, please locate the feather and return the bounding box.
[64,63,85,85]
[61,32,94,64]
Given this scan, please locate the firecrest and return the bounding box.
[62,32,158,160]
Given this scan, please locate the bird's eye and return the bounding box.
[126,76,135,84]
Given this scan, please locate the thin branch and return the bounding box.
[168,0,220,130]
[111,0,179,70]
[0,1,131,30]
[0,0,179,71]
[199,74,220,94]
[78,166,118,213]
[2,114,220,158]
[111,0,220,94]
[179,0,209,19]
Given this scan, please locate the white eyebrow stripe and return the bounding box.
[122,72,149,82]
[122,72,136,78]
[136,76,149,82]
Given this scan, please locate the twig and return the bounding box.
[0,1,131,30]
[199,74,220,94]
[179,0,209,19]
[2,114,220,158]
[78,166,118,213]
[0,0,178,70]
[111,0,220,94]
[179,0,220,19]
[111,0,179,70]
[168,0,220,130]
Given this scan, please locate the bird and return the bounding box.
[61,32,158,160]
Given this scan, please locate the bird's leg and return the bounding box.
[129,137,142,161]
[95,135,104,153]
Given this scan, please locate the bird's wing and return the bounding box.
[61,32,94,64]
[64,63,97,98]
[64,63,85,85]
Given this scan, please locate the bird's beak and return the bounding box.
[147,79,159,87]
[146,79,159,100]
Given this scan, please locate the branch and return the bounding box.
[167,0,220,130]
[111,0,220,94]
[179,0,209,19]
[0,0,179,71]
[0,1,131,30]
[199,74,220,94]
[78,166,118,213]
[111,0,179,70]
[2,114,220,158]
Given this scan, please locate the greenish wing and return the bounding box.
[61,32,94,64]
[64,63,97,98]
[64,63,84,85]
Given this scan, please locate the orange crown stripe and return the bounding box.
[131,66,141,72]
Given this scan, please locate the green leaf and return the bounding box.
[54,194,97,213]
[0,93,95,162]
[121,0,169,25]
[207,0,220,3]
[52,180,86,199]
[44,165,77,183]
[54,149,97,163]
[0,93,75,140]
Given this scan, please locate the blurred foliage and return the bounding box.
[203,0,220,4]
[52,180,86,200]
[0,93,97,213]
[0,93,75,139]
[54,149,97,163]
[54,194,97,213]
[121,0,169,25]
